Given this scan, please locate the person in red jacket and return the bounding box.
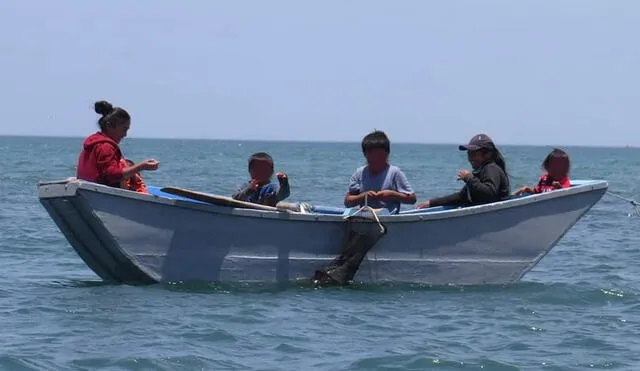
[515,148,571,195]
[77,100,159,187]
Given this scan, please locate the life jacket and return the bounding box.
[119,159,149,194]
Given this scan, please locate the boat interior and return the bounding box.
[145,180,599,216]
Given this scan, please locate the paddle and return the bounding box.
[160,186,301,212]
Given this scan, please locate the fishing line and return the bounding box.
[606,191,640,217]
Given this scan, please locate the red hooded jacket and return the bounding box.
[77,132,124,187]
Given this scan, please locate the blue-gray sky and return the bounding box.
[1,1,638,146]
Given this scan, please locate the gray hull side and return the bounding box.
[38,180,605,285]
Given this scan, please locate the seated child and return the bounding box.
[232,152,290,206]
[120,159,149,194]
[344,130,416,213]
[515,148,571,195]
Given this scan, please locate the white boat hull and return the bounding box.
[38,178,607,285]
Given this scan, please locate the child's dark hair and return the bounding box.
[361,130,390,154]
[124,159,135,166]
[248,152,274,171]
[542,148,570,171]
[94,100,130,131]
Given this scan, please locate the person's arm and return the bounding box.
[276,176,290,202]
[560,177,571,188]
[464,165,502,203]
[379,190,415,204]
[378,170,417,204]
[428,188,466,207]
[344,169,363,207]
[515,186,535,195]
[345,193,366,207]
[531,175,546,194]
[394,169,417,204]
[121,166,138,179]
[120,161,154,180]
[232,182,254,201]
[95,144,124,183]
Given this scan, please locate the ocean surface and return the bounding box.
[1,135,640,371]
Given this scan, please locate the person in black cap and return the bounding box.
[232,152,290,206]
[416,134,510,209]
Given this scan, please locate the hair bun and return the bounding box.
[94,100,114,116]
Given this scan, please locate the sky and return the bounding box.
[0,1,639,146]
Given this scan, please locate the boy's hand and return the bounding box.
[515,186,533,195]
[249,179,260,191]
[376,190,395,199]
[140,159,160,171]
[457,169,472,181]
[276,172,288,181]
[552,181,562,189]
[363,191,379,200]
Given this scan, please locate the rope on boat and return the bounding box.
[606,191,640,216]
[346,204,386,234]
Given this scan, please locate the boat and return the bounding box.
[37,177,607,285]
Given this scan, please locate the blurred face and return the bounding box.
[364,148,388,172]
[249,159,274,183]
[106,120,131,143]
[547,157,569,179]
[467,149,490,169]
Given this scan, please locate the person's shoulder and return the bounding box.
[93,141,119,155]
[484,162,506,173]
[387,164,407,177]
[352,165,366,176]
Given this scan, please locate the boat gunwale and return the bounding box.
[38,178,608,223]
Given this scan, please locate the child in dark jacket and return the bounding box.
[515,148,571,195]
[417,134,510,209]
[232,152,290,207]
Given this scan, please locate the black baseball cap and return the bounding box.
[458,134,495,151]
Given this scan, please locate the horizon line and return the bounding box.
[0,134,636,149]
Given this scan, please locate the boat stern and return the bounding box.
[38,178,157,284]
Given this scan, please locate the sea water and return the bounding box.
[1,136,639,370]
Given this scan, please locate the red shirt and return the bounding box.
[533,173,571,193]
[76,132,124,187]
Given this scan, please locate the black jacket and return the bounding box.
[429,162,510,207]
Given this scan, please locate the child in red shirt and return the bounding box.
[516,148,571,195]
